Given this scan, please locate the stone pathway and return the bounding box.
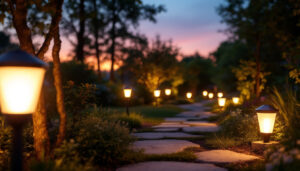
[119,102,260,171]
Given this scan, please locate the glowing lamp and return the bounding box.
[202,90,208,97]
[154,90,161,97]
[217,92,223,98]
[256,105,277,143]
[232,97,240,104]
[165,89,171,96]
[0,50,48,171]
[186,92,192,99]
[123,88,132,98]
[218,98,226,107]
[208,93,214,99]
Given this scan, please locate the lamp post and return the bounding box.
[208,92,214,99]
[154,89,161,107]
[0,50,48,171]
[232,97,240,105]
[123,88,132,116]
[202,90,208,97]
[255,105,277,143]
[217,92,223,98]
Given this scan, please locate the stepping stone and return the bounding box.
[132,140,200,154]
[117,161,227,171]
[165,117,187,122]
[182,125,220,133]
[132,132,201,139]
[195,150,260,163]
[183,121,217,126]
[153,123,190,128]
[154,128,179,132]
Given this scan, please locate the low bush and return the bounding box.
[110,113,144,130]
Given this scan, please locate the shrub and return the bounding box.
[71,115,134,166]
[110,113,143,130]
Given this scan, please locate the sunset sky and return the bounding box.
[57,0,228,70]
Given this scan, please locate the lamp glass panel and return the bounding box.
[218,98,226,107]
[186,92,192,99]
[217,92,223,98]
[124,89,132,98]
[208,93,214,99]
[0,67,45,114]
[154,90,161,97]
[232,97,240,104]
[202,91,208,96]
[165,89,171,96]
[257,113,276,133]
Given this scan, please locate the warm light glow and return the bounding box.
[186,92,192,99]
[208,93,214,99]
[217,92,223,98]
[232,97,240,104]
[124,89,132,98]
[0,67,45,114]
[218,98,226,107]
[202,90,208,96]
[154,90,161,97]
[257,113,276,133]
[165,89,171,96]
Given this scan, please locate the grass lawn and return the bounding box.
[109,104,184,125]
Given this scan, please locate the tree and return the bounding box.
[122,36,181,93]
[102,0,165,82]
[1,0,67,158]
[0,31,18,53]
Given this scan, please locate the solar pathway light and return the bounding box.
[154,89,161,107]
[208,92,214,99]
[218,98,226,107]
[123,88,132,116]
[0,50,48,171]
[186,92,192,99]
[165,89,171,96]
[217,92,223,98]
[202,90,208,97]
[232,97,240,105]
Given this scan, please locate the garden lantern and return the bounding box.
[123,88,132,116]
[217,92,223,98]
[165,89,171,96]
[218,98,226,107]
[0,50,48,171]
[186,92,192,99]
[208,92,214,99]
[202,90,208,97]
[232,97,240,105]
[256,105,277,143]
[154,89,161,106]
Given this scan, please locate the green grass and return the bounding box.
[223,160,265,171]
[205,134,243,148]
[109,105,184,124]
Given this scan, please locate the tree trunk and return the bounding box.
[92,0,102,80]
[51,7,66,147]
[9,0,50,160]
[76,0,86,63]
[110,0,116,82]
[255,37,261,99]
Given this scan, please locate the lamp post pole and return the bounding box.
[126,98,130,116]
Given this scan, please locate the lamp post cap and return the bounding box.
[256,105,277,113]
[0,49,48,68]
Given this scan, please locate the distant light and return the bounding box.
[202,90,208,96]
[154,90,161,97]
[217,92,223,98]
[218,98,226,107]
[208,93,214,99]
[165,89,171,96]
[232,97,240,104]
[186,92,192,99]
[123,88,132,98]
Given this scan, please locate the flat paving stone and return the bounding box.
[117,161,227,171]
[152,123,190,128]
[154,128,180,132]
[195,150,260,163]
[183,121,217,126]
[132,140,200,154]
[132,132,201,139]
[164,117,187,122]
[183,125,220,133]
